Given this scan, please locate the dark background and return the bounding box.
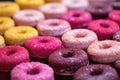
[0,0,14,1]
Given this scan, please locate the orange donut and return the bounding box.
[88,40,120,63]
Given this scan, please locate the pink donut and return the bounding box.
[62,29,98,50]
[13,10,45,26]
[24,36,62,58]
[61,0,89,10]
[11,62,54,80]
[88,40,120,63]
[88,19,120,40]
[39,3,68,19]
[0,45,29,72]
[61,10,92,29]
[109,10,120,26]
[37,19,71,37]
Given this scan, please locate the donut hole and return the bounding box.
[27,68,40,75]
[40,39,49,43]
[90,69,103,76]
[73,13,81,17]
[18,30,27,34]
[63,52,74,58]
[72,0,79,3]
[100,23,109,28]
[25,14,33,17]
[95,6,103,9]
[49,23,59,26]
[7,50,16,56]
[101,44,111,49]
[75,34,85,38]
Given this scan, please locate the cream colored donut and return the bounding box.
[40,3,67,19]
[61,0,89,10]
[88,40,120,63]
[62,29,98,49]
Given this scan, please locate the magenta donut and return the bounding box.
[13,9,45,26]
[48,48,89,75]
[62,29,98,50]
[88,19,120,40]
[24,36,62,58]
[109,10,120,26]
[37,19,71,37]
[39,3,68,19]
[61,10,92,29]
[88,40,120,63]
[11,62,54,80]
[0,45,29,72]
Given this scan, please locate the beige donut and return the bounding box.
[62,29,98,49]
[88,40,120,63]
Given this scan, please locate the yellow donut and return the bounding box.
[45,0,61,3]
[0,2,20,17]
[4,26,39,45]
[0,17,15,35]
[15,0,44,9]
[0,35,5,47]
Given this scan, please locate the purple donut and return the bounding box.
[24,36,62,58]
[48,48,89,75]
[61,10,92,29]
[74,64,119,80]
[11,62,54,80]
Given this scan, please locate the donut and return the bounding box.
[24,36,62,58]
[88,19,120,40]
[61,10,92,29]
[86,3,113,19]
[0,17,15,35]
[4,26,38,45]
[62,29,98,50]
[74,64,119,80]
[109,10,120,26]
[48,48,89,75]
[0,2,19,17]
[112,0,120,9]
[37,19,71,37]
[114,59,120,75]
[0,45,29,72]
[113,31,120,41]
[13,10,45,26]
[15,0,44,9]
[39,3,67,19]
[87,40,120,63]
[0,35,5,47]
[11,62,54,80]
[61,0,89,10]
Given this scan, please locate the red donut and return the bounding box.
[24,36,62,58]
[0,45,29,72]
[11,62,54,80]
[88,19,120,40]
